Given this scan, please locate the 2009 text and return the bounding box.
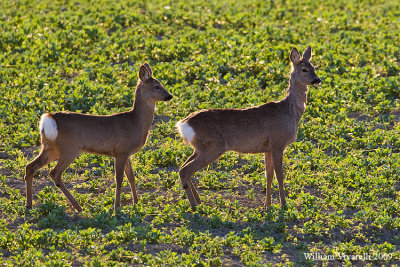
[304,252,393,262]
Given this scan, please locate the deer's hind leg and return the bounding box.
[179,148,223,210]
[181,152,198,169]
[24,146,58,208]
[49,150,82,212]
[180,152,201,204]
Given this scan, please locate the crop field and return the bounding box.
[1,0,400,265]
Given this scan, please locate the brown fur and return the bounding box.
[24,63,173,212]
[177,47,321,210]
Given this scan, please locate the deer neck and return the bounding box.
[284,78,308,121]
[130,90,156,132]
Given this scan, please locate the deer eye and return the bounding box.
[302,68,308,72]
[155,85,161,90]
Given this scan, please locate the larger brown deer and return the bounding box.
[177,46,320,210]
[24,63,173,212]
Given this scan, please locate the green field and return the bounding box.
[1,0,400,265]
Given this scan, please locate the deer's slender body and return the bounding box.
[179,98,302,154]
[24,63,172,212]
[177,47,320,210]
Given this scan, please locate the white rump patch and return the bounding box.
[176,120,195,143]
[39,114,58,141]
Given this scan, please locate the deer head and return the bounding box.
[290,46,321,86]
[138,63,173,102]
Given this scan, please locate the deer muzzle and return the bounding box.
[165,94,173,101]
[311,77,321,85]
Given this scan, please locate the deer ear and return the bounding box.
[143,63,153,77]
[290,47,301,65]
[302,46,312,61]
[139,64,151,81]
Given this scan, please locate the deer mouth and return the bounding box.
[311,78,321,86]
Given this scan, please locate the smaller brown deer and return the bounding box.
[24,63,173,212]
[176,47,320,210]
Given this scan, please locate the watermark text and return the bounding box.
[304,252,393,262]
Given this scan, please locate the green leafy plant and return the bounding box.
[0,0,399,265]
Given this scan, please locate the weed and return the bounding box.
[1,0,399,265]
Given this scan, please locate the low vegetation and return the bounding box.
[0,0,399,265]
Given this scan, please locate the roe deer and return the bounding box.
[24,63,173,212]
[176,47,320,210]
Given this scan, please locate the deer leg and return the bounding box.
[180,152,201,204]
[264,152,275,208]
[190,182,201,204]
[114,156,127,211]
[24,147,57,208]
[49,153,82,212]
[181,152,198,169]
[124,158,138,204]
[179,155,204,210]
[179,150,222,210]
[271,150,286,207]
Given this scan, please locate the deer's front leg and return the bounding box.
[271,149,286,207]
[264,152,274,207]
[114,156,127,210]
[124,158,138,204]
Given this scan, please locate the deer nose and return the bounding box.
[165,94,173,101]
[312,78,321,85]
